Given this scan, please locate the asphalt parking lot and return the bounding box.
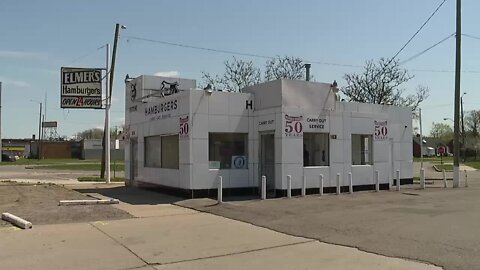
[180,170,479,270]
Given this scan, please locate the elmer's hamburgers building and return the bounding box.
[124,75,412,198]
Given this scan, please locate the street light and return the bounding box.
[443,117,454,122]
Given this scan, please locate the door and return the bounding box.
[260,133,275,197]
[130,138,138,182]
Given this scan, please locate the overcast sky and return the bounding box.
[1,0,479,138]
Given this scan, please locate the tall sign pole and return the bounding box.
[453,0,461,188]
[105,43,111,183]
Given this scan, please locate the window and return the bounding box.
[352,134,373,165]
[144,135,179,169]
[161,135,179,169]
[209,133,248,169]
[144,136,161,168]
[303,133,329,166]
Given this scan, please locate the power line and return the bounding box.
[389,0,448,62]
[124,35,363,68]
[462,33,480,41]
[400,33,454,65]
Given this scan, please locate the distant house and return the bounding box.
[413,136,449,157]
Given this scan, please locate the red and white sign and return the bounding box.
[179,116,189,139]
[284,114,303,137]
[438,146,445,155]
[374,120,388,140]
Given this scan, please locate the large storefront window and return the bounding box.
[352,134,373,165]
[209,133,248,169]
[303,133,329,166]
[144,136,161,168]
[161,135,179,169]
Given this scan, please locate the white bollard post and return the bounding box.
[443,169,447,188]
[336,173,341,195]
[420,168,425,189]
[261,176,266,200]
[302,176,306,197]
[375,170,380,192]
[217,176,223,203]
[465,170,468,188]
[319,174,324,196]
[396,170,401,191]
[287,175,292,198]
[348,172,353,194]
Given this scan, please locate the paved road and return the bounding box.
[181,170,479,270]
[0,184,440,270]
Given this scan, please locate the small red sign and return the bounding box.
[438,146,445,154]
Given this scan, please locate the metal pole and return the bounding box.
[375,170,380,192]
[319,174,324,196]
[38,103,42,160]
[105,43,111,184]
[287,175,292,198]
[443,169,447,188]
[453,0,462,188]
[261,176,266,200]
[217,176,223,203]
[348,172,353,194]
[396,170,401,191]
[301,175,306,197]
[419,108,424,169]
[336,173,341,195]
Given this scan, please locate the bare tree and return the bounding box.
[341,58,429,110]
[202,57,261,92]
[465,110,480,138]
[265,56,306,81]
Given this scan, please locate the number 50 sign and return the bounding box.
[179,116,189,139]
[284,114,303,137]
[374,120,388,140]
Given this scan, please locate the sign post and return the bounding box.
[438,146,445,164]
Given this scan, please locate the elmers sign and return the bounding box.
[61,67,102,109]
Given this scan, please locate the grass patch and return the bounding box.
[78,176,125,182]
[433,164,453,172]
[465,161,480,170]
[29,162,124,171]
[0,158,95,166]
[414,156,453,163]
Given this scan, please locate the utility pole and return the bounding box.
[101,23,125,182]
[419,108,424,169]
[0,82,2,163]
[461,92,466,162]
[38,102,42,160]
[453,0,461,188]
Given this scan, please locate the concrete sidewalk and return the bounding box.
[0,184,441,270]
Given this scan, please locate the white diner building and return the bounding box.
[124,75,413,198]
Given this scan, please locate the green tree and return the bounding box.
[430,122,453,143]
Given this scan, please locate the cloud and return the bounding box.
[0,77,30,88]
[153,71,179,77]
[0,50,47,60]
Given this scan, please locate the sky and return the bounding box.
[1,0,480,139]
